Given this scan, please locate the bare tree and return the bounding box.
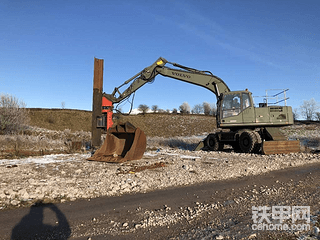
[211,103,217,117]
[138,104,149,115]
[0,94,29,134]
[202,102,216,116]
[192,104,203,114]
[293,108,299,121]
[151,105,158,113]
[61,101,66,109]
[316,112,320,121]
[179,102,190,114]
[300,98,319,120]
[172,108,178,114]
[203,102,211,115]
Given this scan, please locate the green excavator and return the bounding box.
[88,57,300,162]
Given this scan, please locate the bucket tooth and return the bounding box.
[87,122,146,163]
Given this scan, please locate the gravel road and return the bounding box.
[0,148,320,239]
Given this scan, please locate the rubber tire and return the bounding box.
[231,142,241,152]
[239,131,256,153]
[206,134,223,151]
[252,132,262,154]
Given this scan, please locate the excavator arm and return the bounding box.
[103,57,230,104]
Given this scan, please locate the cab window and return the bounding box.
[222,93,241,118]
[242,93,251,110]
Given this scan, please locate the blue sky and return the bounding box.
[1,0,319,113]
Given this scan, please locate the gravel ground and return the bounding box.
[1,147,320,239]
[0,148,319,209]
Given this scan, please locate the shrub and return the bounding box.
[47,114,55,124]
[0,94,29,134]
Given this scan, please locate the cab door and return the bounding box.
[242,92,255,123]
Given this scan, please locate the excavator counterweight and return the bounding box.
[262,140,300,155]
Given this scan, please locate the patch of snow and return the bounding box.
[144,151,201,159]
[0,153,90,166]
[180,155,201,159]
[127,108,153,115]
[144,152,158,157]
[163,153,180,156]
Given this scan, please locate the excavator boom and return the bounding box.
[104,57,230,104]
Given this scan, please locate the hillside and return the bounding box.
[28,108,217,137]
[28,108,92,132]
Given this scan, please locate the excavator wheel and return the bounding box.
[206,134,224,151]
[239,131,256,153]
[87,122,146,163]
[230,142,241,152]
[252,132,262,154]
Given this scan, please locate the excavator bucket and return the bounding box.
[262,140,301,155]
[87,122,146,163]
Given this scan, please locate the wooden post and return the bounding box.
[92,58,104,148]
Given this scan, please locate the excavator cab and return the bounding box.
[218,90,295,128]
[218,90,255,127]
[88,96,146,163]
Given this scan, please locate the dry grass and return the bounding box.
[0,126,92,159]
[147,135,204,151]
